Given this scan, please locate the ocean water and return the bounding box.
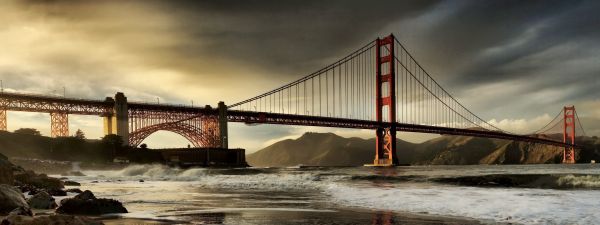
[63,164,600,225]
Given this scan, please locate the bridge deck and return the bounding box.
[0,92,575,148]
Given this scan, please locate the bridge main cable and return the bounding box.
[228,40,376,109]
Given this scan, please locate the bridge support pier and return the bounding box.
[563,106,576,164]
[218,101,228,149]
[102,92,128,145]
[50,112,69,137]
[103,115,116,135]
[0,109,6,131]
[373,127,399,166]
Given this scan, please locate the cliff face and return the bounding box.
[247,132,600,167]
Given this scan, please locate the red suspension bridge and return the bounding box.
[0,34,586,165]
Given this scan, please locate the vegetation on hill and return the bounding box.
[0,129,162,165]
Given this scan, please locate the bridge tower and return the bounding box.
[103,92,129,145]
[372,34,399,166]
[563,106,576,164]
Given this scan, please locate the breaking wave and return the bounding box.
[431,174,600,189]
[82,164,346,190]
[83,164,600,190]
[557,175,600,188]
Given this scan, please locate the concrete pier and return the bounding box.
[158,148,247,167]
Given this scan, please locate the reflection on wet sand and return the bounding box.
[372,211,395,225]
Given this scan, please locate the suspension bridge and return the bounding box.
[0,34,586,165]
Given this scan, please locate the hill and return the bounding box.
[247,132,600,167]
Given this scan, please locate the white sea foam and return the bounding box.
[81,164,345,190]
[324,183,600,225]
[557,175,600,188]
[82,164,208,181]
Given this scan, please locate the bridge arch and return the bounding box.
[128,122,219,148]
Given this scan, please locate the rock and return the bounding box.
[0,184,28,215]
[26,191,57,209]
[15,183,34,195]
[74,190,95,200]
[1,214,104,225]
[65,188,83,194]
[56,190,128,215]
[139,179,144,183]
[13,171,63,190]
[47,188,67,197]
[63,180,81,186]
[8,207,33,217]
[0,157,14,185]
[26,189,39,196]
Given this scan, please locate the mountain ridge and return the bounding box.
[247,132,600,167]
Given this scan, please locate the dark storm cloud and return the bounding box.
[446,0,600,85]
[153,0,441,77]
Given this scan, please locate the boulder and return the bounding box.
[0,184,28,215]
[47,188,67,197]
[15,184,35,195]
[74,190,95,200]
[56,190,128,215]
[1,214,104,225]
[65,188,83,194]
[26,187,67,197]
[0,157,14,185]
[8,207,33,217]
[63,180,81,186]
[26,191,57,209]
[13,171,63,190]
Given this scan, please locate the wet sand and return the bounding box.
[100,208,483,225]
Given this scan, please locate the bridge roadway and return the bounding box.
[0,92,573,148]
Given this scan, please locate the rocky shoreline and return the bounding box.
[0,153,127,225]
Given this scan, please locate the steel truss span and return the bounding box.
[0,92,222,148]
[0,92,113,116]
[128,106,220,148]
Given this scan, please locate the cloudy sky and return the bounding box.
[1,0,599,152]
